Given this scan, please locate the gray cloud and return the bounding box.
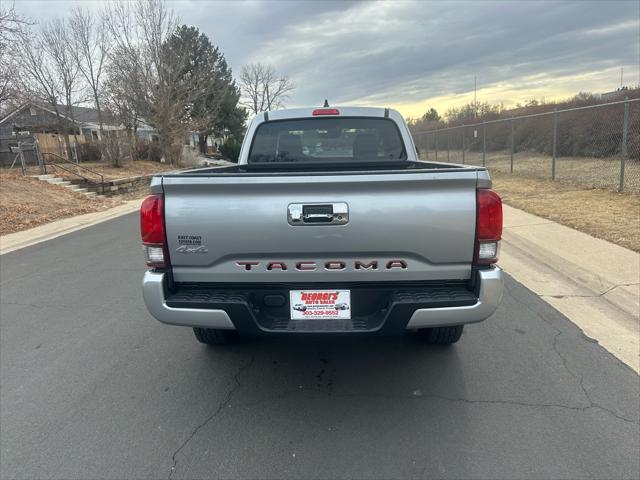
[16,0,640,112]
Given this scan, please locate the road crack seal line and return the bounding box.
[329,391,629,417]
[229,387,637,423]
[168,354,255,480]
[504,285,638,426]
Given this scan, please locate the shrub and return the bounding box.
[219,137,241,163]
[78,142,102,162]
[136,139,162,162]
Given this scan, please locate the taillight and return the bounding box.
[140,194,168,268]
[312,108,340,116]
[474,189,502,266]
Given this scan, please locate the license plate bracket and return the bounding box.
[290,289,351,320]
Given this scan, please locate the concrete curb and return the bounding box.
[0,199,143,255]
[500,204,639,372]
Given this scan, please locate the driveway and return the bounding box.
[1,213,638,479]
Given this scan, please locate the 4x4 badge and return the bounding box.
[176,245,209,254]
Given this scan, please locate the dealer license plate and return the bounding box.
[290,290,351,320]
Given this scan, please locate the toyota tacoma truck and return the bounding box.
[141,106,504,346]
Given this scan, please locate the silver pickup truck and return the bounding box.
[141,106,503,346]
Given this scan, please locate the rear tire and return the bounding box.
[193,328,238,345]
[416,325,464,345]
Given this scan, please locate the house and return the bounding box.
[0,102,157,166]
[0,102,123,141]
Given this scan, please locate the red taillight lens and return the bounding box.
[474,189,502,266]
[140,195,165,244]
[312,108,340,116]
[140,194,168,267]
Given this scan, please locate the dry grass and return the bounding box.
[49,160,175,181]
[491,171,640,252]
[427,150,640,193]
[0,160,168,235]
[0,171,121,236]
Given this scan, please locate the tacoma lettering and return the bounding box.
[235,260,407,271]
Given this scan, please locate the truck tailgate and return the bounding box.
[161,170,479,283]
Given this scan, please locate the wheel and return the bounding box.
[193,327,238,345]
[416,325,464,345]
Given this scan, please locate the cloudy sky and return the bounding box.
[16,0,640,118]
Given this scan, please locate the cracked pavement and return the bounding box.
[1,214,639,479]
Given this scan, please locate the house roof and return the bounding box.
[68,105,119,126]
[0,102,120,128]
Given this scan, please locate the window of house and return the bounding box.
[29,107,37,116]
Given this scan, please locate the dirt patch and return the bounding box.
[491,171,640,252]
[0,171,121,236]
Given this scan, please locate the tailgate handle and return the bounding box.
[303,213,333,223]
[288,203,349,226]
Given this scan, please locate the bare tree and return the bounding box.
[19,28,75,161]
[69,7,110,139]
[105,0,217,166]
[102,1,148,165]
[0,2,32,111]
[41,17,84,159]
[239,63,295,115]
[103,41,148,164]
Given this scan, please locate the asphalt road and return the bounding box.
[1,213,639,480]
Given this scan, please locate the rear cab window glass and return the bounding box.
[248,117,407,163]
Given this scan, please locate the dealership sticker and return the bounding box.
[290,290,351,320]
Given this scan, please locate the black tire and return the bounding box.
[416,325,464,345]
[193,328,238,345]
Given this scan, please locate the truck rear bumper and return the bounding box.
[142,271,236,330]
[142,267,503,333]
[405,266,503,329]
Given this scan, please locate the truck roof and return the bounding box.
[262,106,397,121]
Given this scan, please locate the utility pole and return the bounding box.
[620,67,624,89]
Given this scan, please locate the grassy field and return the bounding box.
[491,171,639,252]
[422,150,640,193]
[419,150,639,251]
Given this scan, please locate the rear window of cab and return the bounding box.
[248,117,407,163]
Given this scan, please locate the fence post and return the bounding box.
[435,131,438,162]
[447,130,450,162]
[425,134,429,161]
[510,117,514,174]
[482,123,486,166]
[462,128,465,164]
[552,108,557,180]
[620,97,629,192]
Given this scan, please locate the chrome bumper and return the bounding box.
[142,271,235,329]
[142,267,503,331]
[405,267,504,329]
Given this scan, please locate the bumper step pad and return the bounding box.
[165,282,478,334]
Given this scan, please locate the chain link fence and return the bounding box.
[412,98,640,193]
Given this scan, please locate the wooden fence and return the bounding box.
[34,133,86,157]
